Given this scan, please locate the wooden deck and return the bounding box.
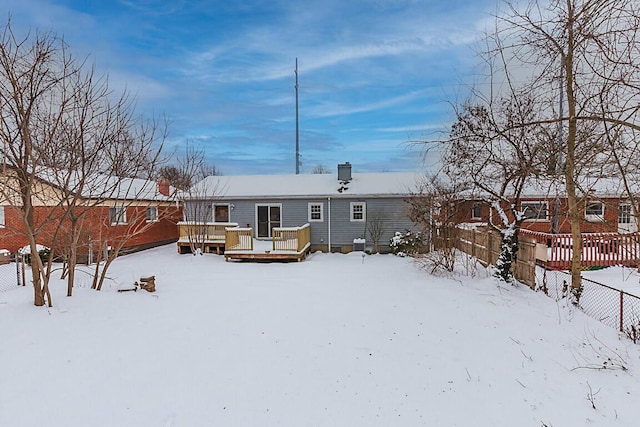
[177,222,312,262]
[177,222,239,254]
[520,229,640,269]
[224,224,311,262]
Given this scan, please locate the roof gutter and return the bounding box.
[182,193,409,201]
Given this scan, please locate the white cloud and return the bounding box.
[304,89,428,119]
[378,122,449,133]
[181,0,491,85]
[4,0,497,175]
[117,0,187,16]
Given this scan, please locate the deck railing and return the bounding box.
[178,222,239,242]
[272,223,311,252]
[225,227,254,251]
[520,229,640,269]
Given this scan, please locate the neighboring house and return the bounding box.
[182,162,421,253]
[0,171,181,259]
[458,177,638,234]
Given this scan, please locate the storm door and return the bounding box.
[256,204,281,238]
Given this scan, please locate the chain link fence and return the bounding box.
[0,254,25,293]
[536,266,640,342]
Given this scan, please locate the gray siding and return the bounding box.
[329,196,414,250]
[183,201,212,222]
[184,195,416,252]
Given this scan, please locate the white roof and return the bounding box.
[467,175,640,199]
[82,176,174,201]
[35,167,174,201]
[520,176,638,198]
[187,172,422,199]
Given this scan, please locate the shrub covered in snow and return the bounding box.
[390,230,426,256]
[18,244,51,266]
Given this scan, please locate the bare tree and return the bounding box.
[37,83,168,297]
[199,164,222,179]
[159,157,220,190]
[158,166,191,190]
[405,176,466,273]
[439,90,551,282]
[0,21,80,306]
[312,164,331,174]
[0,19,168,304]
[497,0,640,290]
[366,209,387,253]
[174,144,224,254]
[432,0,640,288]
[90,180,179,291]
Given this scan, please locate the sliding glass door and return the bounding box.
[256,204,281,238]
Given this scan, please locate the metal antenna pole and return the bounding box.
[295,58,300,174]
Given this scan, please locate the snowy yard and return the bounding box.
[2,245,640,426]
[583,266,640,297]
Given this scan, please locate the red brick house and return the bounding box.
[0,173,181,259]
[452,177,640,268]
[458,177,637,234]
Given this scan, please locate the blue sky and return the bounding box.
[7,0,497,175]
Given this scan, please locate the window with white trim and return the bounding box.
[585,201,604,222]
[619,204,632,224]
[521,201,548,221]
[109,206,127,225]
[308,202,323,222]
[0,206,5,227]
[146,206,159,222]
[350,202,366,222]
[471,203,482,220]
[214,204,230,222]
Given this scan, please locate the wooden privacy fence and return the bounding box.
[455,228,640,286]
[455,227,537,288]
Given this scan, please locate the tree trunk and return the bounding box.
[29,242,47,306]
[67,246,77,297]
[91,241,105,290]
[564,0,583,291]
[96,254,117,291]
[22,188,45,306]
[495,226,519,283]
[66,218,80,297]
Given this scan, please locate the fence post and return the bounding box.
[21,255,26,287]
[472,229,477,258]
[15,253,20,286]
[620,291,624,333]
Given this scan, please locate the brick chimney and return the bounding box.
[337,162,352,182]
[157,178,171,196]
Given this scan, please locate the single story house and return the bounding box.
[0,170,182,260]
[181,162,421,253]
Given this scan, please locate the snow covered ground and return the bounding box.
[583,266,640,297]
[2,245,640,426]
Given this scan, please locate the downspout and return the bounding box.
[327,196,332,252]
